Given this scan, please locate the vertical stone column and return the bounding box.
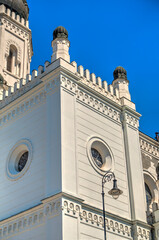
[122,107,146,222]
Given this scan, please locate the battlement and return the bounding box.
[0,4,29,28]
[0,70,41,108]
[71,61,121,105]
[0,57,136,110]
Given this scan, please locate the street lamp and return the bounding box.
[102,171,123,240]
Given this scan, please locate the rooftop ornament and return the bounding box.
[53,26,68,40]
[155,132,159,142]
[113,66,127,81]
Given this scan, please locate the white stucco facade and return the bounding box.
[0,2,158,240]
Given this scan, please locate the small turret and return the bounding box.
[112,66,131,100]
[51,26,70,63]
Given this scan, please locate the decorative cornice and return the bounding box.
[61,75,121,124]
[78,74,121,105]
[0,194,152,240]
[121,110,139,129]
[140,135,159,159]
[62,199,132,238]
[136,225,150,239]
[0,87,46,128]
[2,17,30,39]
[0,197,61,239]
[0,78,42,109]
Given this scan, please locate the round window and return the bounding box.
[87,137,114,175]
[6,140,33,180]
[16,151,29,172]
[91,148,103,168]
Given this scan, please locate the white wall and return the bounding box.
[76,102,131,219]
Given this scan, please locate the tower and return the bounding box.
[0,0,33,87]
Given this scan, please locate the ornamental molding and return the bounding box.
[136,225,151,240]
[0,77,61,128]
[76,88,121,123]
[0,194,151,240]
[2,17,30,40]
[1,16,32,61]
[0,77,42,109]
[78,76,121,105]
[61,76,121,124]
[0,197,61,239]
[60,75,77,94]
[140,137,159,159]
[62,199,132,238]
[0,88,46,128]
[121,112,139,129]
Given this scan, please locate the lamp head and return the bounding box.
[108,179,123,199]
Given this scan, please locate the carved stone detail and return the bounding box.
[0,198,61,239]
[0,88,46,128]
[62,199,131,237]
[140,138,159,159]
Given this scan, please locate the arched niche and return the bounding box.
[144,171,158,204]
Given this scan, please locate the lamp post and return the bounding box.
[102,171,123,240]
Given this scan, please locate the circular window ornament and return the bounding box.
[6,139,33,180]
[87,137,114,175]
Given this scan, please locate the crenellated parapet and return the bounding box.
[0,56,137,112]
[71,61,136,109]
[71,61,121,105]
[0,69,41,107]
[0,4,29,28]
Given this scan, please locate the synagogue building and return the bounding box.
[0,1,158,239]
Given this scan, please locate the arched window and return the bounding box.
[6,45,20,76]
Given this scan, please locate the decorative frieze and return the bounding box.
[140,138,159,159]
[0,198,61,239]
[63,199,132,238]
[136,226,151,240]
[76,89,121,123]
[0,88,46,128]
[0,77,42,109]
[71,61,122,106]
[61,75,121,124]
[121,112,139,129]
[2,18,30,40]
[61,75,77,93]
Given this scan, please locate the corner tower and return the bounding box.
[0,0,33,87]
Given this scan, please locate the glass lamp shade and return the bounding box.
[108,179,123,199]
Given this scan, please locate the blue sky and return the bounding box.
[27,0,159,139]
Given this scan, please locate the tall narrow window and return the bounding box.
[7,49,13,72]
[6,45,20,76]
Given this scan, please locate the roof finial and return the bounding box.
[155,132,159,142]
